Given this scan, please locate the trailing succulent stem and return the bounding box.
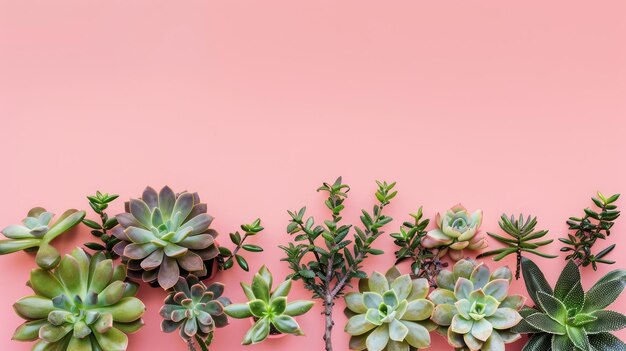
[280,177,396,351]
[83,191,121,259]
[391,207,447,287]
[217,219,264,272]
[559,192,620,270]
[477,214,556,280]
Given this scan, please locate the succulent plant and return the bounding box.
[112,186,220,289]
[83,191,122,259]
[430,259,524,351]
[343,266,436,351]
[422,204,487,261]
[160,275,230,351]
[514,258,626,350]
[11,247,145,350]
[224,265,314,345]
[0,208,86,269]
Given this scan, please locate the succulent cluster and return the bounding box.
[422,205,487,261]
[12,248,145,350]
[0,208,85,269]
[430,259,523,351]
[515,258,626,350]
[344,267,435,351]
[224,265,314,345]
[161,275,230,351]
[112,186,220,289]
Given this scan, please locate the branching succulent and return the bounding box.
[430,259,524,351]
[224,265,314,345]
[343,266,436,351]
[514,258,626,350]
[559,192,620,270]
[421,204,487,261]
[112,186,220,289]
[12,247,145,350]
[217,219,264,272]
[161,275,230,351]
[83,191,121,259]
[391,207,447,287]
[477,214,556,280]
[0,208,86,269]
[280,177,396,351]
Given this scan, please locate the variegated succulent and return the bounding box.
[422,204,487,261]
[0,208,85,269]
[344,267,436,351]
[112,186,220,289]
[160,275,230,351]
[430,259,523,351]
[12,248,145,351]
[514,258,626,350]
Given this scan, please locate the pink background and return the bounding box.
[1,1,625,350]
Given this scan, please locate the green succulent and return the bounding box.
[160,275,230,351]
[224,265,314,345]
[430,259,523,351]
[112,186,220,290]
[514,258,626,350]
[343,267,436,351]
[421,204,487,261]
[12,247,145,351]
[0,207,86,269]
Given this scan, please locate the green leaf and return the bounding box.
[272,315,303,335]
[283,300,314,317]
[588,332,626,350]
[585,311,626,334]
[224,303,253,319]
[248,299,268,317]
[524,313,566,335]
[566,325,590,350]
[236,255,249,272]
[85,243,106,251]
[83,219,102,229]
[554,260,581,301]
[583,279,625,313]
[242,244,263,252]
[521,257,553,307]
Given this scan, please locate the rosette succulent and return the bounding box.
[160,275,230,351]
[12,247,145,351]
[430,259,523,351]
[514,258,626,350]
[344,266,436,351]
[224,265,314,345]
[422,205,487,261]
[0,208,86,269]
[112,186,220,289]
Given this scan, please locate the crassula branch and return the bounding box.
[280,177,396,351]
[83,191,121,259]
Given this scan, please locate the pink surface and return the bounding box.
[1,1,625,350]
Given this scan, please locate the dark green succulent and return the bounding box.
[0,208,85,269]
[514,258,626,350]
[160,275,230,351]
[112,186,220,289]
[12,248,145,350]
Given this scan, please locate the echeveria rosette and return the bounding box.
[12,248,145,351]
[224,265,314,345]
[0,208,86,269]
[112,186,220,290]
[422,204,487,261]
[430,259,524,351]
[160,275,230,349]
[514,258,626,351]
[344,267,436,351]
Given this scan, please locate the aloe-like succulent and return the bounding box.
[430,259,524,351]
[161,275,230,351]
[514,258,626,350]
[422,204,487,261]
[224,265,314,345]
[12,247,145,350]
[0,207,86,269]
[112,186,220,289]
[343,267,436,351]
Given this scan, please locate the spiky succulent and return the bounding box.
[344,267,436,351]
[514,258,626,350]
[224,265,314,345]
[160,275,230,351]
[422,204,487,261]
[12,247,145,351]
[112,186,220,289]
[430,259,523,351]
[0,208,86,269]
